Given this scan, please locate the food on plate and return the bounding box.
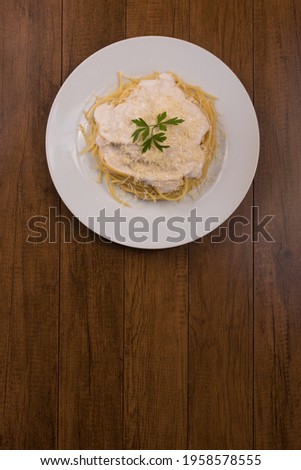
[80,72,217,204]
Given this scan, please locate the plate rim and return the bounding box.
[45,35,260,250]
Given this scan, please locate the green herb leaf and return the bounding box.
[153,132,167,143]
[157,111,167,124]
[132,128,144,142]
[141,137,153,154]
[132,118,148,127]
[132,112,184,153]
[153,140,170,152]
[142,128,150,140]
[163,117,185,125]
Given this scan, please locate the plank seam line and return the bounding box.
[252,0,255,451]
[187,0,191,451]
[123,1,127,451]
[57,0,64,450]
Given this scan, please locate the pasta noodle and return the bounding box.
[80,72,217,205]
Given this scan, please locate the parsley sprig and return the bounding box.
[132,112,184,153]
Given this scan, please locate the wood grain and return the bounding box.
[0,0,61,449]
[254,0,301,449]
[124,0,190,450]
[58,0,126,450]
[126,0,190,39]
[124,249,188,449]
[188,0,254,449]
[1,0,301,451]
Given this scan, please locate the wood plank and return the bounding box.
[189,0,254,449]
[0,0,61,449]
[126,0,190,39]
[124,249,188,449]
[124,0,190,450]
[59,0,126,449]
[254,0,301,449]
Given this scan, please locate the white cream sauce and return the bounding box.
[94,73,209,193]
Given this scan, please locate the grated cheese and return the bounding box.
[94,73,209,193]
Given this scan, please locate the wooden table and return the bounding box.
[1,0,301,450]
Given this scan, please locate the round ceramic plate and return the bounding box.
[46,36,259,249]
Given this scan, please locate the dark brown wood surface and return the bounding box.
[188,0,254,450]
[124,0,190,450]
[59,0,126,450]
[1,0,301,450]
[254,0,301,449]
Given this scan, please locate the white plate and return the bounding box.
[46,36,259,249]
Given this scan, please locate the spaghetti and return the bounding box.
[80,72,217,205]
